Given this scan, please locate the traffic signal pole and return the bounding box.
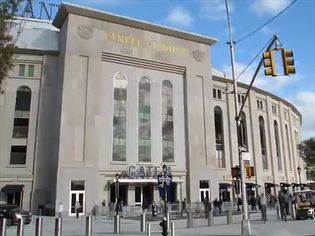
[225,1,280,235]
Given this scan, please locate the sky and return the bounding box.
[25,0,315,139]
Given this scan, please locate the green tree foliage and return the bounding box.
[302,137,315,180]
[0,0,16,92]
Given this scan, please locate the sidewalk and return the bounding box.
[4,210,315,236]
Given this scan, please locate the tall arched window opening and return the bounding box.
[274,120,282,170]
[162,80,174,163]
[10,86,31,165]
[138,77,151,162]
[238,111,248,151]
[285,125,293,171]
[214,106,225,168]
[259,116,268,170]
[112,72,127,162]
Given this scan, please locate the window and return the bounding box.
[162,80,174,163]
[13,118,29,138]
[238,94,245,105]
[10,146,27,165]
[214,106,225,168]
[15,86,31,116]
[138,77,151,162]
[18,64,25,76]
[213,88,223,100]
[272,105,277,115]
[257,100,264,110]
[274,120,282,170]
[112,72,127,162]
[259,116,268,169]
[238,112,248,151]
[285,125,293,171]
[28,65,34,77]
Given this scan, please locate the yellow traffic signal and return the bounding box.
[263,50,276,76]
[281,48,296,75]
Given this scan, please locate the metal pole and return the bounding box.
[0,218,6,236]
[54,218,62,236]
[146,223,151,236]
[35,218,43,236]
[170,222,175,236]
[140,212,146,232]
[114,214,120,234]
[224,1,250,235]
[85,216,93,236]
[16,218,24,236]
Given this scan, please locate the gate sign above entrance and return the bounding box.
[127,165,172,179]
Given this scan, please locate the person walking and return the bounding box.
[58,202,63,218]
[181,198,186,216]
[75,201,80,219]
[218,199,223,214]
[260,193,268,223]
[203,197,209,219]
[278,191,287,221]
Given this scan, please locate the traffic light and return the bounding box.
[263,50,276,76]
[281,48,296,75]
[245,166,255,177]
[159,217,168,236]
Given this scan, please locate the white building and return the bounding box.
[0,3,306,216]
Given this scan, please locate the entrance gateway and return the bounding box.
[110,165,177,207]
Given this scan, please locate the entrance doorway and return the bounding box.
[135,185,153,209]
[69,191,85,216]
[199,180,210,202]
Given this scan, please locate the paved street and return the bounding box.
[4,210,315,236]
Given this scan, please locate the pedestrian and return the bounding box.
[213,198,219,215]
[203,197,209,219]
[284,192,290,215]
[260,193,267,223]
[58,202,63,218]
[75,201,80,218]
[181,198,186,216]
[278,191,287,222]
[218,198,222,214]
[237,197,242,212]
[251,195,257,211]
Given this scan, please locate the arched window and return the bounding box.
[112,72,127,162]
[285,125,293,171]
[139,77,151,162]
[274,120,282,170]
[214,106,225,168]
[10,86,31,165]
[259,116,268,169]
[238,111,248,151]
[162,80,174,163]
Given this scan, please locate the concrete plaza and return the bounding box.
[4,210,315,236]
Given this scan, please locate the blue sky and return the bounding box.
[28,0,315,139]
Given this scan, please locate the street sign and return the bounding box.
[242,152,251,161]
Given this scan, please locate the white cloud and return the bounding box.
[287,91,315,140]
[251,0,292,16]
[222,61,298,93]
[199,0,233,21]
[165,6,193,28]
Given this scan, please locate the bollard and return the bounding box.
[35,218,43,236]
[166,212,170,231]
[292,204,296,219]
[16,218,24,236]
[140,212,146,232]
[170,222,175,236]
[85,216,93,236]
[227,210,233,225]
[208,209,213,226]
[186,211,193,228]
[146,223,151,236]
[0,218,6,236]
[54,218,62,236]
[276,203,280,220]
[114,214,120,234]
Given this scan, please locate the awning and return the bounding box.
[280,182,291,187]
[1,185,24,193]
[113,178,184,183]
[246,183,260,189]
[264,182,278,187]
[219,183,233,189]
[291,183,300,187]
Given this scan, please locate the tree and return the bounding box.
[0,0,18,92]
[301,137,315,180]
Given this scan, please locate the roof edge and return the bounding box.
[53,2,217,46]
[212,76,302,123]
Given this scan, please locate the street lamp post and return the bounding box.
[162,164,168,215]
[159,164,168,236]
[114,173,120,234]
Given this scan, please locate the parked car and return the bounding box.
[0,204,32,226]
